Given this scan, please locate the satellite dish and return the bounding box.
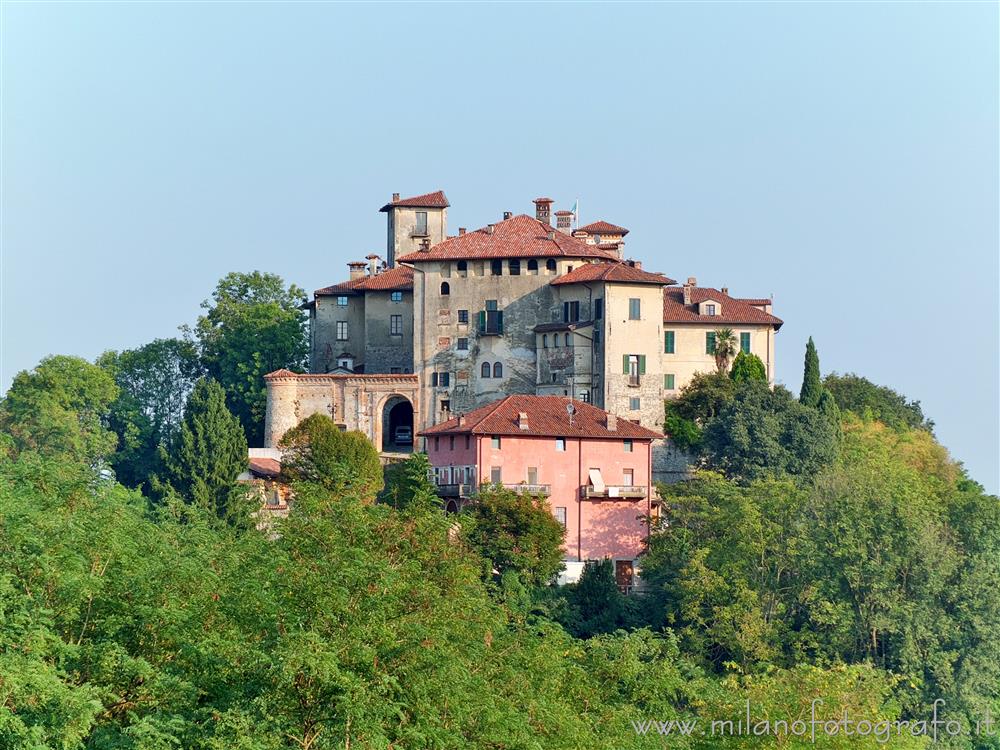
[566,402,576,415]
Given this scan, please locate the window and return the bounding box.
[481,362,491,378]
[527,467,538,484]
[580,390,591,403]
[624,439,633,453]
[440,399,450,413]
[415,211,428,235]
[555,438,566,451]
[527,259,538,274]
[623,469,634,486]
[432,371,450,387]
[664,373,676,390]
[705,304,716,316]
[554,507,567,529]
[391,291,403,303]
[563,300,580,322]
[594,298,604,319]
[630,397,641,410]
[479,300,503,334]
[490,259,503,276]
[458,309,469,324]
[664,330,675,354]
[629,298,641,320]
[509,259,521,275]
[337,296,349,307]
[565,333,571,347]
[390,314,402,335]
[492,362,503,378]
[542,334,548,348]
[741,332,751,354]
[449,436,455,450]
[434,437,439,451]
[706,332,716,354]
[336,321,348,340]
[465,435,471,449]
[457,260,468,276]
[490,466,502,484]
[457,337,469,351]
[546,258,557,273]
[440,281,450,295]
[491,435,501,449]
[553,335,560,348]
[623,354,645,384]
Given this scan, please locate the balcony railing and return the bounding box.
[436,483,475,498]
[627,374,641,387]
[502,483,551,496]
[582,485,647,500]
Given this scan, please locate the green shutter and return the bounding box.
[639,355,646,374]
[665,374,675,390]
[706,332,716,354]
[497,311,504,333]
[623,355,630,374]
[477,311,486,332]
[741,332,751,354]
[665,330,675,354]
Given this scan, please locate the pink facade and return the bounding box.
[425,432,654,563]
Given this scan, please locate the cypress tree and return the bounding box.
[159,377,247,517]
[799,337,822,407]
[818,388,843,443]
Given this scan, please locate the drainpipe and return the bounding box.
[577,436,583,562]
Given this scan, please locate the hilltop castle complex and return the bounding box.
[263,190,782,477]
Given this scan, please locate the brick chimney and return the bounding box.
[606,413,617,431]
[533,197,554,226]
[518,412,529,430]
[555,210,573,234]
[683,277,696,306]
[348,261,367,280]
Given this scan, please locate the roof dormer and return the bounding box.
[698,299,722,316]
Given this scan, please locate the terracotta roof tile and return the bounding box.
[576,220,629,236]
[397,214,618,263]
[551,261,675,286]
[418,395,663,440]
[663,287,783,328]
[314,265,414,295]
[248,457,281,478]
[380,190,449,212]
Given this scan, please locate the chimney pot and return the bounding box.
[518,412,529,430]
[419,237,431,252]
[458,227,466,236]
[533,197,553,226]
[606,414,617,431]
[503,211,512,220]
[686,276,697,286]
[721,286,728,295]
[457,414,465,427]
[547,230,556,241]
[392,192,400,203]
[348,261,367,280]
[486,224,495,235]
[554,210,574,234]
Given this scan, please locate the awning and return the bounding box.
[588,468,605,493]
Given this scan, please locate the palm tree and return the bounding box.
[713,328,737,374]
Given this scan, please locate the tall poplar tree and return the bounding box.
[799,336,822,407]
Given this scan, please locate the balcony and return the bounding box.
[502,483,551,496]
[477,310,504,336]
[627,374,641,387]
[436,483,475,498]
[582,485,647,500]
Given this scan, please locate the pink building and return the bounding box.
[419,394,664,590]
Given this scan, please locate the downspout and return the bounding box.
[577,436,583,562]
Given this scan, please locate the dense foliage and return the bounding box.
[824,372,933,432]
[729,350,768,383]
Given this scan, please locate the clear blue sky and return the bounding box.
[2,2,997,491]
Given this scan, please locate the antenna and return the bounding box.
[566,401,576,426]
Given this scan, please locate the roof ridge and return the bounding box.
[470,394,517,432]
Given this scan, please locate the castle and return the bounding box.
[261,190,783,485]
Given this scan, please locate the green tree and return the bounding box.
[559,559,635,638]
[278,413,384,500]
[824,372,933,431]
[668,371,736,424]
[702,381,839,482]
[817,388,843,442]
[158,378,248,517]
[461,486,566,586]
[713,328,738,374]
[192,271,308,445]
[729,350,768,383]
[380,452,439,510]
[0,355,118,464]
[799,336,822,407]
[98,338,203,490]
[663,402,703,453]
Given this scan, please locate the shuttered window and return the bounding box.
[664,374,676,390]
[706,332,716,354]
[741,332,751,353]
[664,330,675,354]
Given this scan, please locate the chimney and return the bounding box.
[555,210,573,234]
[458,227,466,236]
[633,260,642,270]
[546,230,556,241]
[348,261,367,280]
[606,413,617,431]
[503,211,513,220]
[533,197,554,225]
[457,414,465,427]
[721,286,728,295]
[391,192,400,204]
[683,277,695,306]
[518,412,529,430]
[366,253,381,276]
[419,237,431,252]
[486,224,495,235]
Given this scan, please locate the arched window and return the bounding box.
[493,362,503,378]
[546,258,557,273]
[440,281,450,295]
[542,334,548,348]
[565,333,571,347]
[527,259,538,273]
[481,362,491,378]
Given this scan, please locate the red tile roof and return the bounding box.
[739,298,772,306]
[663,287,783,328]
[314,265,414,295]
[397,214,619,263]
[419,395,663,440]
[576,220,629,237]
[551,261,676,286]
[380,190,450,212]
[248,457,281,478]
